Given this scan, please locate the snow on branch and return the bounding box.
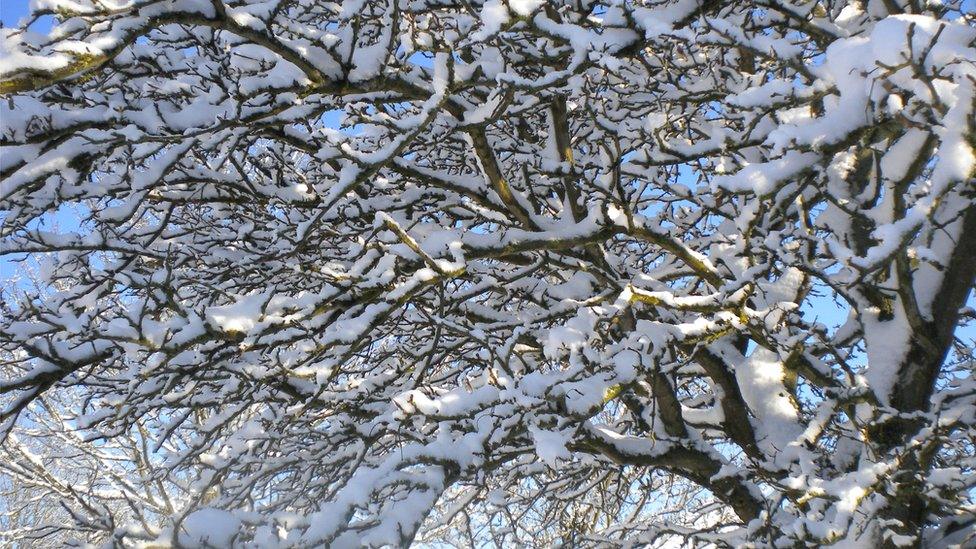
[1,0,975,547]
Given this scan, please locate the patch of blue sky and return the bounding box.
[0,0,54,34]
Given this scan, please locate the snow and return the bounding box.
[206,292,271,334]
[472,0,510,41]
[712,151,819,195]
[528,425,572,465]
[178,508,242,547]
[725,346,802,456]
[543,307,599,359]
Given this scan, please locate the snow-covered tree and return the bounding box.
[1,0,975,546]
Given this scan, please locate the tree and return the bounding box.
[1,0,974,546]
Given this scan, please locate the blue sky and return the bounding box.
[2,0,37,28]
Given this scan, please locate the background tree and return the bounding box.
[1,0,975,546]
